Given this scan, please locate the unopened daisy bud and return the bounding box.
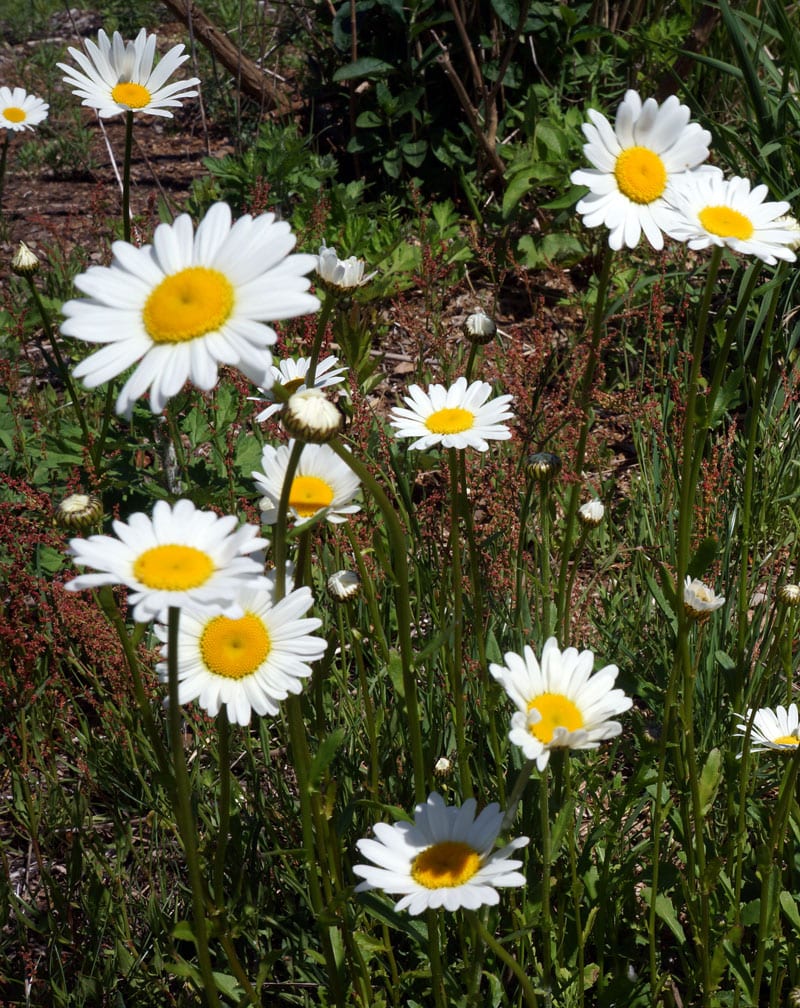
[433,756,452,777]
[12,241,40,277]
[526,452,562,482]
[788,987,800,1008]
[327,569,360,602]
[578,499,605,528]
[683,576,725,621]
[779,583,800,607]
[56,492,103,530]
[282,387,343,443]
[463,310,496,345]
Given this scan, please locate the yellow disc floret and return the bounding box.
[614,146,668,204]
[143,267,234,345]
[411,841,481,889]
[698,205,754,241]
[289,475,335,518]
[200,612,271,679]
[133,544,215,590]
[528,693,584,744]
[2,107,25,123]
[772,735,800,747]
[111,81,152,109]
[425,407,475,435]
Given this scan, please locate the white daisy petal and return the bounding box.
[734,703,800,755]
[389,377,513,452]
[0,86,49,131]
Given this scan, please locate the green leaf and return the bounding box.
[640,886,686,944]
[333,58,395,82]
[698,748,722,817]
[308,729,345,790]
[687,537,719,580]
[780,890,800,934]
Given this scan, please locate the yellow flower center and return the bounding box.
[772,735,800,747]
[283,377,306,394]
[614,146,667,204]
[289,475,334,518]
[132,544,215,590]
[698,205,754,241]
[528,693,584,744]
[2,107,26,123]
[143,267,234,345]
[411,841,481,889]
[425,407,474,435]
[200,612,271,679]
[111,81,152,109]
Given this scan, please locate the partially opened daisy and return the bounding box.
[58,27,199,118]
[490,637,632,771]
[254,441,361,525]
[252,355,348,422]
[570,90,712,250]
[734,704,800,755]
[353,792,528,915]
[389,376,513,452]
[665,173,797,265]
[155,582,326,725]
[0,87,49,131]
[317,244,376,290]
[60,202,319,416]
[683,576,725,620]
[65,499,269,623]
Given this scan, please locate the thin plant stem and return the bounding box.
[122,110,133,243]
[564,757,584,1008]
[539,482,557,639]
[306,295,336,384]
[474,915,539,1007]
[426,908,448,1008]
[213,709,231,906]
[0,132,9,213]
[447,447,472,797]
[272,440,304,602]
[539,762,553,996]
[501,758,536,833]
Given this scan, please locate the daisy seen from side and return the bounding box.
[65,498,270,623]
[252,355,348,422]
[353,792,529,915]
[665,172,797,265]
[683,576,725,620]
[389,376,514,452]
[317,244,376,290]
[490,637,632,771]
[60,202,320,416]
[155,582,326,726]
[254,440,361,526]
[58,27,199,119]
[570,89,712,250]
[734,704,800,755]
[0,87,49,131]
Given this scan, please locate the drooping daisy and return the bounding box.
[65,498,269,623]
[252,356,348,422]
[317,244,376,290]
[389,376,514,452]
[60,202,319,416]
[570,90,712,251]
[353,792,528,915]
[490,637,632,771]
[253,440,361,525]
[57,27,199,119]
[155,583,326,725]
[665,173,797,265]
[0,87,49,131]
[683,576,725,620]
[734,704,800,754]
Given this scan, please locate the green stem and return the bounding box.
[426,909,448,1008]
[166,607,221,1008]
[474,914,539,1008]
[307,295,336,384]
[564,758,584,1008]
[122,110,133,243]
[539,483,556,639]
[272,440,304,602]
[213,710,231,906]
[0,132,10,212]
[539,763,553,996]
[556,245,614,643]
[501,758,536,833]
[447,447,471,798]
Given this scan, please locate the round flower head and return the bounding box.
[327,569,361,602]
[490,637,632,771]
[317,244,376,290]
[666,173,797,265]
[61,202,319,416]
[735,703,800,754]
[0,87,49,131]
[578,499,605,528]
[12,241,41,277]
[570,89,712,250]
[156,582,326,725]
[252,356,348,422]
[282,387,343,443]
[683,576,725,620]
[65,498,270,623]
[254,440,361,526]
[353,792,528,916]
[56,492,103,531]
[58,28,199,119]
[779,583,800,607]
[390,376,514,452]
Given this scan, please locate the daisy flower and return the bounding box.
[155,582,326,725]
[65,498,270,623]
[734,704,800,754]
[317,244,376,289]
[57,27,199,119]
[683,576,725,620]
[253,441,361,525]
[490,637,632,771]
[353,792,528,915]
[252,355,348,422]
[60,202,319,416]
[0,87,49,131]
[389,376,514,452]
[570,89,712,250]
[665,173,797,265]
